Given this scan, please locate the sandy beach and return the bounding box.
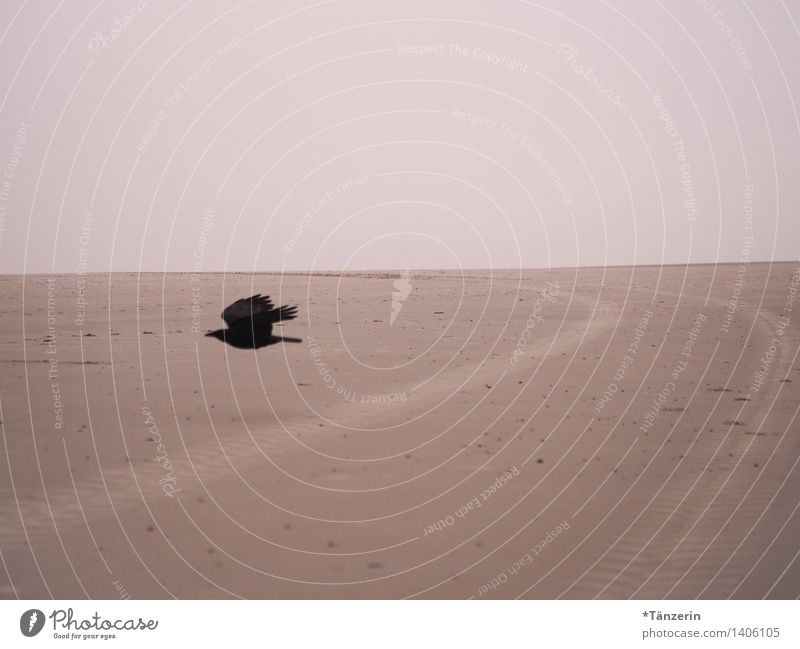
[1,263,799,599]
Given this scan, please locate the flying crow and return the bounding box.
[206,294,301,349]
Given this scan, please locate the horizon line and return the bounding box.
[2,259,797,278]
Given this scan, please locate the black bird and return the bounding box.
[205,294,301,349]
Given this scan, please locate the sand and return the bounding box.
[1,263,799,599]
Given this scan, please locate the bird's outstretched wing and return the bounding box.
[269,305,298,323]
[221,294,275,325]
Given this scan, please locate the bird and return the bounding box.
[205,294,301,349]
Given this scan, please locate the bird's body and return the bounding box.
[205,294,300,349]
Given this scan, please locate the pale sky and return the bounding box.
[0,0,798,273]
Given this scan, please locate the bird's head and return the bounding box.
[205,329,226,342]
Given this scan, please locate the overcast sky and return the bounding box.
[0,0,798,273]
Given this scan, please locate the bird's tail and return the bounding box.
[269,305,298,322]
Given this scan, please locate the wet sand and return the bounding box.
[1,263,799,598]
